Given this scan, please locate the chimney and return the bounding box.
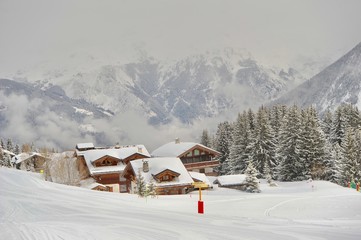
[175,138,180,144]
[143,160,149,172]
[138,147,143,153]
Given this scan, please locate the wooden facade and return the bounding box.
[177,145,220,176]
[121,161,192,195]
[16,155,49,173]
[75,148,149,193]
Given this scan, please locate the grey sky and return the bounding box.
[1,0,361,73]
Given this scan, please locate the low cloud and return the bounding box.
[0,92,235,152]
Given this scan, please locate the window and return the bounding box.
[194,149,200,156]
[186,151,192,157]
[163,175,169,181]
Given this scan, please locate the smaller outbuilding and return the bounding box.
[12,152,49,172]
[214,174,261,193]
[213,174,248,190]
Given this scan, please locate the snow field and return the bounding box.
[1,168,361,240]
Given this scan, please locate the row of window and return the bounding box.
[181,155,212,164]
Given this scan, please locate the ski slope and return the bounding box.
[1,168,360,240]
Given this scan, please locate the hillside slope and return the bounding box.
[1,168,360,240]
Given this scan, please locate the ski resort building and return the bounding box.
[75,143,150,192]
[121,157,193,195]
[12,152,49,172]
[151,139,220,176]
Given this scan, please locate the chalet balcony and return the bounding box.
[182,160,220,170]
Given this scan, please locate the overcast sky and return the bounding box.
[1,0,361,74]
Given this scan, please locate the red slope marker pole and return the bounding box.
[198,187,204,214]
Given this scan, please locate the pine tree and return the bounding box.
[200,129,211,147]
[298,107,327,180]
[214,121,232,175]
[328,143,343,184]
[6,139,13,152]
[145,179,157,198]
[250,107,276,178]
[244,160,260,193]
[136,169,146,197]
[14,144,20,155]
[277,105,303,181]
[321,109,333,143]
[226,114,243,174]
[0,151,11,168]
[0,139,4,149]
[341,128,359,183]
[331,105,347,146]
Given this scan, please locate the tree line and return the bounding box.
[201,104,361,185]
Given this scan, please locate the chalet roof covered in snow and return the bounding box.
[214,174,247,187]
[188,171,212,186]
[1,149,15,157]
[11,152,47,164]
[127,157,193,187]
[76,143,95,150]
[78,145,150,175]
[151,140,220,157]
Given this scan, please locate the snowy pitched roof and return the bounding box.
[214,174,247,187]
[151,141,220,157]
[189,171,213,186]
[11,152,47,164]
[127,157,194,187]
[1,149,15,157]
[76,143,95,150]
[80,145,150,176]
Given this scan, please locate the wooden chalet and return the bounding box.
[12,152,49,172]
[151,139,221,176]
[121,157,194,195]
[75,143,150,193]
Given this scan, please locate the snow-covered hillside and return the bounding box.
[272,41,361,113]
[1,168,360,240]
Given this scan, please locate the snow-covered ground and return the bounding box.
[1,168,360,240]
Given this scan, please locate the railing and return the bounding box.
[183,160,220,169]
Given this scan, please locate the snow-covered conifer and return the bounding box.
[145,179,157,198]
[6,139,13,152]
[331,105,347,146]
[341,128,359,182]
[214,121,232,175]
[226,114,243,174]
[200,129,211,147]
[277,105,303,181]
[244,160,260,193]
[321,110,333,143]
[136,169,146,197]
[250,106,276,178]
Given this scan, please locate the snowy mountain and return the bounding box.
[272,42,361,112]
[9,49,305,124]
[0,79,114,147]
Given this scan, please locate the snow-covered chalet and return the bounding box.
[75,143,150,192]
[121,157,194,195]
[151,139,220,176]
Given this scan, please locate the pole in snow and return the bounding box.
[198,187,204,214]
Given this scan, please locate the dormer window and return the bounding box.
[154,169,180,183]
[93,156,119,167]
[102,159,112,166]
